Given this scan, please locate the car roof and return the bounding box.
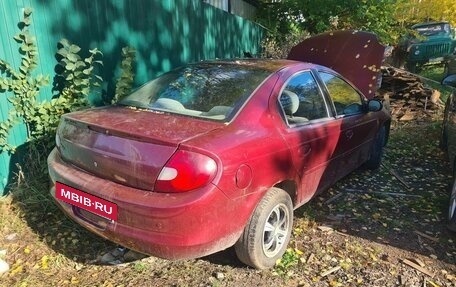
[198,59,306,72]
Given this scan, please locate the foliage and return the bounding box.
[113,47,136,103]
[31,39,103,139]
[256,0,405,45]
[394,0,456,26]
[0,8,49,153]
[0,7,139,153]
[274,247,303,275]
[256,0,456,49]
[54,39,103,103]
[0,9,105,152]
[261,31,309,59]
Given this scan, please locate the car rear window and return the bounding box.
[118,62,271,121]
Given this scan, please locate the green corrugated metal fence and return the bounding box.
[0,0,264,194]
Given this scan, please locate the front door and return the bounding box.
[317,71,378,180]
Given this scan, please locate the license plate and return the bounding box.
[55,181,118,221]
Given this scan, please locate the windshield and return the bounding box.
[414,23,451,36]
[119,62,271,121]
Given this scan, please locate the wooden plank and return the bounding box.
[320,266,341,277]
[324,192,344,204]
[414,230,439,242]
[402,259,434,278]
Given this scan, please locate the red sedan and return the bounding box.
[48,31,391,269]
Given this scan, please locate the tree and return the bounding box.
[256,0,403,45]
[394,0,456,25]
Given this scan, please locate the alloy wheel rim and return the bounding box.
[262,203,289,258]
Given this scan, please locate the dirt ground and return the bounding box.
[1,119,455,287]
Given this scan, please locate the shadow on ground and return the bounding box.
[7,139,117,264]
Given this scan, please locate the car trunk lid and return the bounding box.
[57,106,222,191]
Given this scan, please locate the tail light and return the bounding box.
[155,150,217,193]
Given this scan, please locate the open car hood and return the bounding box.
[288,30,385,99]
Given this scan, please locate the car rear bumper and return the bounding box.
[47,148,244,260]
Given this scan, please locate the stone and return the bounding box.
[0,259,9,274]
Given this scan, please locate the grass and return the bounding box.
[418,65,445,82]
[416,64,455,105]
[0,140,118,286]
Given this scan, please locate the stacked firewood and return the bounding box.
[376,65,442,121]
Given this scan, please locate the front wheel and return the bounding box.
[441,121,449,150]
[364,126,386,170]
[406,61,422,73]
[234,187,293,269]
[440,97,451,149]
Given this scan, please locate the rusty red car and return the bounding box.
[48,31,391,269]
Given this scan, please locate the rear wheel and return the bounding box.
[364,126,386,170]
[449,177,456,232]
[235,188,293,269]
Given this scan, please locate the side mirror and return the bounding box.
[367,99,383,112]
[443,74,456,87]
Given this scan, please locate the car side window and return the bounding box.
[319,72,363,116]
[279,71,328,125]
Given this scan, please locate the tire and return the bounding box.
[440,98,450,150]
[364,125,386,170]
[406,61,417,73]
[406,61,422,74]
[448,178,456,232]
[234,187,293,269]
[440,120,448,150]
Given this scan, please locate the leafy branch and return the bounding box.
[0,8,49,153]
[113,47,135,103]
[0,7,136,154]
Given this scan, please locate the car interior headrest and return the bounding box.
[152,98,186,111]
[280,90,300,116]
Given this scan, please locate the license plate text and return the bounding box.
[55,181,118,221]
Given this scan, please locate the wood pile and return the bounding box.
[376,65,443,121]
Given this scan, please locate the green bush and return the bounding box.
[0,8,49,153]
[0,7,136,154]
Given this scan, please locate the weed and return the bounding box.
[132,261,149,273]
[274,247,303,275]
